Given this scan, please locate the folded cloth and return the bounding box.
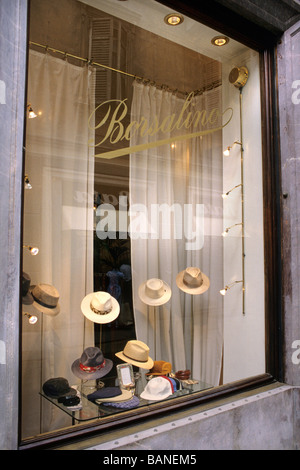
[102,395,140,409]
[87,387,123,403]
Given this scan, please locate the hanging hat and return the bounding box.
[30,283,60,315]
[21,272,34,305]
[115,340,154,370]
[176,267,210,295]
[146,360,172,376]
[140,376,174,401]
[71,346,113,380]
[81,291,120,324]
[42,377,77,399]
[138,278,172,306]
[87,386,132,403]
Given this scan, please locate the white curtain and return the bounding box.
[129,81,223,386]
[22,50,95,436]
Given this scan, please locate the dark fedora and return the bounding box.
[71,346,113,380]
[42,377,77,399]
[22,272,34,305]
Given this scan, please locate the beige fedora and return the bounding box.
[115,340,154,370]
[138,278,172,306]
[176,267,210,295]
[30,284,60,316]
[81,291,120,324]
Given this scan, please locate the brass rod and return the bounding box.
[28,41,221,97]
[239,89,245,315]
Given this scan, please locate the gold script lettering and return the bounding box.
[88,92,233,159]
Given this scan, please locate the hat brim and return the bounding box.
[176,271,210,295]
[115,350,154,370]
[22,293,34,305]
[29,286,60,315]
[95,388,133,403]
[138,282,172,306]
[71,357,113,380]
[81,292,120,324]
[140,388,173,401]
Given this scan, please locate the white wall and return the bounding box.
[222,49,265,382]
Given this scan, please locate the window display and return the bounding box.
[21,0,265,442]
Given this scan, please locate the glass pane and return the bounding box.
[21,0,265,441]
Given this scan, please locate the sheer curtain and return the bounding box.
[129,81,223,386]
[22,50,95,436]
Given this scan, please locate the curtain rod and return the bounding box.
[29,41,221,97]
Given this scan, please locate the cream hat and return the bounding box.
[138,278,172,306]
[115,340,154,370]
[81,291,120,324]
[176,267,210,295]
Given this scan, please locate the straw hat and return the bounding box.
[176,267,210,295]
[29,283,60,316]
[81,291,120,324]
[138,278,172,306]
[115,340,154,370]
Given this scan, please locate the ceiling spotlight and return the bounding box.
[27,104,37,119]
[23,245,39,255]
[164,13,184,26]
[222,222,243,237]
[220,280,243,296]
[211,36,229,47]
[24,312,38,325]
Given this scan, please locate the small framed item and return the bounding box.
[117,363,135,390]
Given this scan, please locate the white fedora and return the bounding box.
[138,278,172,306]
[176,267,210,295]
[81,291,120,324]
[115,340,154,370]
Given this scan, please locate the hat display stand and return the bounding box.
[138,278,172,361]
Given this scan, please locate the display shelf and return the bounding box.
[40,376,212,423]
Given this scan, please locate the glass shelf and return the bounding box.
[40,376,212,423]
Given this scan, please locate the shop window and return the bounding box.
[21,0,266,443]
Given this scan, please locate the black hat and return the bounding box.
[42,377,77,399]
[22,272,34,305]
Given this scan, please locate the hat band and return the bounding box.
[123,351,149,363]
[183,277,202,289]
[79,360,106,373]
[90,304,112,316]
[32,293,57,309]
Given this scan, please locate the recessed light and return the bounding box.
[164,13,184,26]
[211,36,229,46]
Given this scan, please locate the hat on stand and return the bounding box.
[29,283,60,315]
[71,346,113,380]
[81,291,120,324]
[176,267,210,295]
[21,272,34,305]
[115,340,154,370]
[138,278,172,306]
